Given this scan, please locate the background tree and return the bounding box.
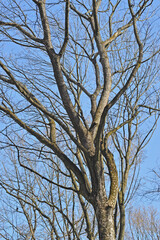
[126,206,160,240]
[143,164,160,201]
[0,0,160,239]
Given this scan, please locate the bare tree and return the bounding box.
[0,149,96,239]
[0,1,160,239]
[127,206,160,240]
[143,165,160,201]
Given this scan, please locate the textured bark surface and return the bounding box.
[90,153,118,240]
[95,204,115,240]
[118,204,125,240]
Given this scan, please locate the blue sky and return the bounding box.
[143,125,160,172]
[136,120,160,209]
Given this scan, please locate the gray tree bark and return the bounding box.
[95,204,115,240]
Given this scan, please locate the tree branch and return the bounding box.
[0,60,87,154]
[0,105,91,199]
[0,21,43,43]
[59,0,70,57]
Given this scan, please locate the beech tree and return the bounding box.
[0,0,160,239]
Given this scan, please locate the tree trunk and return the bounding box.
[118,204,125,240]
[90,152,117,240]
[95,203,116,240]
